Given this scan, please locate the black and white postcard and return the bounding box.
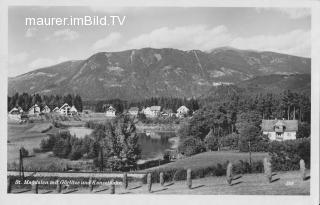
[0,0,319,205]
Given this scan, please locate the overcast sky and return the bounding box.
[8,6,311,77]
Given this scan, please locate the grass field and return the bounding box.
[7,122,61,163]
[7,120,96,171]
[148,151,269,171]
[10,170,309,195]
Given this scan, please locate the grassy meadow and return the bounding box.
[148,151,269,171]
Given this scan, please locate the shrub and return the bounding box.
[204,129,219,151]
[173,168,187,181]
[52,138,71,158]
[68,148,83,160]
[40,134,56,152]
[221,133,239,150]
[296,122,310,138]
[268,138,310,171]
[239,135,269,152]
[178,136,205,156]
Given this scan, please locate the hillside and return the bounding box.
[8,47,311,100]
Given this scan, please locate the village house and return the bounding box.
[8,107,24,121]
[41,105,51,113]
[9,107,23,115]
[59,103,71,116]
[128,107,139,117]
[261,119,298,141]
[70,105,78,115]
[28,104,41,115]
[144,106,161,118]
[105,106,116,117]
[52,107,59,113]
[176,105,190,117]
[162,109,174,117]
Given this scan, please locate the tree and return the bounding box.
[296,122,310,138]
[92,115,141,171]
[204,128,220,151]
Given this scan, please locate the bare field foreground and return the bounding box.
[10,170,309,195]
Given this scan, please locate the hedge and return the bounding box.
[146,159,264,184]
[268,138,310,171]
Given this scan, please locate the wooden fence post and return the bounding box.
[7,177,12,193]
[89,177,94,192]
[186,169,192,189]
[32,183,39,194]
[226,162,233,185]
[110,179,115,194]
[122,173,128,190]
[299,159,306,180]
[160,172,164,186]
[147,173,152,193]
[263,157,272,183]
[56,180,62,193]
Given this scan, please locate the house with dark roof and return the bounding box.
[261,119,298,141]
[59,103,71,116]
[128,107,139,117]
[143,106,161,118]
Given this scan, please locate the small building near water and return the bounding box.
[261,119,298,141]
[106,106,116,117]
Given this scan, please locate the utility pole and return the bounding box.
[248,140,252,173]
[99,148,104,172]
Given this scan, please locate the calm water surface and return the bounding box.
[69,127,176,160]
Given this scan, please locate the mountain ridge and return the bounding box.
[8,47,311,100]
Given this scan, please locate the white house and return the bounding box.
[261,119,298,141]
[41,105,51,113]
[106,106,116,117]
[176,105,189,117]
[59,103,71,116]
[28,104,41,115]
[128,107,139,117]
[9,107,20,115]
[144,106,161,118]
[162,109,174,117]
[52,107,59,113]
[70,105,78,115]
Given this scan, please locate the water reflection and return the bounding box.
[138,132,176,160]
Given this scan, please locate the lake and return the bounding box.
[138,132,177,160]
[68,127,177,160]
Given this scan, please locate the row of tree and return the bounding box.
[8,93,83,112]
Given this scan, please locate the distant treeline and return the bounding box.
[83,97,200,113]
[7,93,83,112]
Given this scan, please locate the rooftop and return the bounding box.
[261,119,298,132]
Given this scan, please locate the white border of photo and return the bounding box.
[0,0,319,205]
